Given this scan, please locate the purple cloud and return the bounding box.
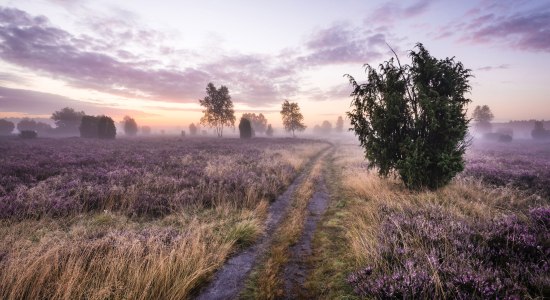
[477,64,510,71]
[438,2,550,52]
[0,85,155,117]
[299,23,390,65]
[0,7,298,106]
[368,0,435,25]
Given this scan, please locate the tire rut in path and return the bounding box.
[283,171,330,299]
[194,148,329,300]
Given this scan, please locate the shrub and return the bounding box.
[19,130,37,139]
[483,132,513,142]
[532,121,550,139]
[239,118,253,139]
[79,115,116,139]
[0,119,14,135]
[346,43,472,190]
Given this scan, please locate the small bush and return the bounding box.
[239,118,253,139]
[483,132,513,142]
[19,130,37,139]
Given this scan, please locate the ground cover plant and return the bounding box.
[333,141,549,299]
[0,136,329,299]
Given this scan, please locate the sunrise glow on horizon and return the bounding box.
[1,0,549,131]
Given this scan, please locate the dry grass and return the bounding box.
[337,145,540,267]
[0,141,328,300]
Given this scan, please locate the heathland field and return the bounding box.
[0,137,548,299]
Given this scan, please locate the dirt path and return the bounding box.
[283,172,330,299]
[195,148,329,300]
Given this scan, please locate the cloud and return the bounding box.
[299,23,390,66]
[367,0,435,25]
[438,2,550,52]
[0,7,298,106]
[0,85,155,117]
[477,64,510,71]
[306,83,352,102]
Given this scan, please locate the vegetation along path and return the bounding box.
[195,146,332,300]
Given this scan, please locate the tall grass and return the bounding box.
[0,138,328,299]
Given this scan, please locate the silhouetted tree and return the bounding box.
[280,100,306,137]
[266,124,274,136]
[239,117,253,139]
[51,107,85,135]
[80,116,99,138]
[313,124,322,134]
[321,120,332,134]
[189,123,198,136]
[242,113,268,135]
[142,126,151,135]
[199,83,235,137]
[347,43,471,190]
[98,116,116,139]
[122,116,138,136]
[472,105,494,133]
[532,121,550,139]
[19,130,37,139]
[0,119,14,135]
[335,116,344,133]
[17,118,52,135]
[181,130,186,137]
[79,115,116,139]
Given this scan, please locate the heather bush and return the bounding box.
[464,140,550,198]
[348,206,549,298]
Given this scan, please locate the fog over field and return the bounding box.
[0,0,549,299]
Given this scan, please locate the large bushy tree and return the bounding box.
[51,107,85,135]
[17,118,52,135]
[199,83,235,137]
[280,100,306,137]
[0,119,14,135]
[347,43,472,190]
[79,115,116,139]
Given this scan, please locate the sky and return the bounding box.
[0,0,549,131]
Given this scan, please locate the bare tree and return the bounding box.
[199,83,235,137]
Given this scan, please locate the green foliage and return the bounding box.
[239,117,253,139]
[280,100,306,137]
[346,43,472,190]
[122,116,138,136]
[199,83,236,137]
